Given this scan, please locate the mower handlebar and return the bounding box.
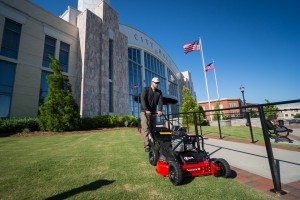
[144,111,163,116]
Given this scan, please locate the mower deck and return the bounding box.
[156,160,220,177]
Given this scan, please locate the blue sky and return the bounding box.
[31,0,300,104]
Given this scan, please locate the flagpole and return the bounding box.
[213,61,220,102]
[199,37,212,121]
[212,61,221,120]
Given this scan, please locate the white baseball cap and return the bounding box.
[151,77,160,83]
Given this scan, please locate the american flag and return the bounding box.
[183,40,200,54]
[205,62,215,72]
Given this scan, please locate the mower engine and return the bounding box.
[171,127,193,152]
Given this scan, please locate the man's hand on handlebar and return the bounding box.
[145,111,162,117]
[157,111,162,117]
[145,111,151,116]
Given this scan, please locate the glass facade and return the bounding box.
[128,48,179,120]
[42,35,56,68]
[39,70,52,105]
[109,39,114,112]
[167,69,178,97]
[128,48,142,117]
[0,18,22,59]
[109,39,113,79]
[109,82,113,112]
[144,52,166,94]
[59,41,70,73]
[167,69,179,116]
[0,60,16,118]
[40,36,71,105]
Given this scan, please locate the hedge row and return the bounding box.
[0,118,39,133]
[0,115,138,133]
[80,115,138,130]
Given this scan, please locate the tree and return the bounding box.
[198,105,206,124]
[38,56,80,131]
[212,102,226,121]
[180,87,200,126]
[294,113,300,118]
[249,109,258,118]
[263,99,278,120]
[210,102,227,121]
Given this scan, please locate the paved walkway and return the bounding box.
[204,129,300,199]
[290,128,300,138]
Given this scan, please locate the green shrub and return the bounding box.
[97,115,113,128]
[0,118,39,133]
[22,128,30,133]
[81,115,138,130]
[124,115,138,127]
[0,115,138,134]
[80,117,98,130]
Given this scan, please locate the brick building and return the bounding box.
[198,98,243,120]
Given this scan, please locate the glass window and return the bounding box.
[42,35,56,68]
[128,48,132,60]
[59,42,70,73]
[137,50,141,64]
[39,71,70,105]
[167,68,178,97]
[128,47,142,117]
[144,52,166,77]
[39,70,52,105]
[109,82,113,112]
[0,60,16,118]
[0,95,11,118]
[132,49,136,62]
[144,69,166,94]
[0,18,22,59]
[109,39,113,79]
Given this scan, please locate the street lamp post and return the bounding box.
[240,85,249,126]
[240,85,246,114]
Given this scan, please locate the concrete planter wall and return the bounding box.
[209,120,231,127]
[231,118,261,128]
[209,118,262,128]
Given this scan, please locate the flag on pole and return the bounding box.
[205,62,215,72]
[183,40,200,54]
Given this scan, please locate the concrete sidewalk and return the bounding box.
[202,133,300,199]
[290,128,300,137]
[202,131,300,199]
[205,138,300,184]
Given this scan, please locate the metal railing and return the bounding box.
[165,99,300,194]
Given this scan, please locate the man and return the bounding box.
[140,77,163,152]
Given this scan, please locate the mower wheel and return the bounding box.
[149,148,159,166]
[168,162,183,186]
[213,158,231,178]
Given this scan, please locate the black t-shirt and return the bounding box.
[140,87,163,112]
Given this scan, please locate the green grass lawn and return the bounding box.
[188,125,300,150]
[0,129,275,200]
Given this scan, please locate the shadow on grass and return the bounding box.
[181,170,237,185]
[181,176,195,185]
[45,179,115,200]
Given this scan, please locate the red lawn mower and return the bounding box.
[148,115,231,185]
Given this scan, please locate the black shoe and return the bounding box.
[144,147,150,152]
